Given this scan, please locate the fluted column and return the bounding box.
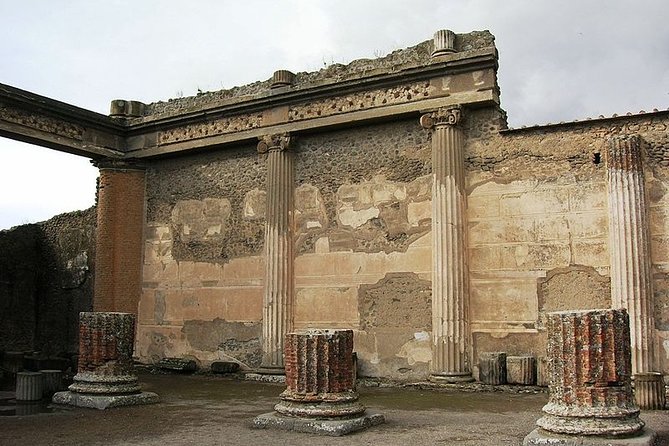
[276,329,363,418]
[52,312,159,409]
[605,136,654,374]
[252,329,385,435]
[537,309,643,436]
[258,133,295,370]
[421,106,473,382]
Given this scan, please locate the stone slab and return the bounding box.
[244,373,286,384]
[157,358,197,372]
[211,361,240,374]
[251,411,385,436]
[523,428,656,446]
[52,391,159,410]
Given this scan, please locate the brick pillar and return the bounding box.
[92,159,146,314]
[606,136,655,375]
[276,329,364,418]
[420,106,473,383]
[257,134,294,370]
[537,309,643,436]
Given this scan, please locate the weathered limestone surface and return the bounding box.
[5,28,669,382]
[634,372,666,410]
[422,106,473,382]
[259,134,295,370]
[53,312,158,409]
[15,372,43,401]
[606,136,654,374]
[253,329,384,436]
[478,352,506,385]
[506,355,536,385]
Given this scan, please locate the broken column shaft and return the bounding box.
[276,329,363,418]
[538,309,643,436]
[253,329,384,436]
[53,312,158,409]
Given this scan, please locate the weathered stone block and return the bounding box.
[16,372,43,401]
[478,352,506,385]
[40,369,63,397]
[157,357,197,373]
[506,355,536,385]
[211,361,240,374]
[634,372,666,410]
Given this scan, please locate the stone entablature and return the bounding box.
[0,83,125,158]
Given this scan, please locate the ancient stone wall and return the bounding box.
[465,111,669,375]
[0,208,95,355]
[139,144,266,368]
[135,109,669,378]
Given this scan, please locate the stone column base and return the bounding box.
[252,411,385,436]
[52,390,159,410]
[429,372,474,383]
[524,428,656,446]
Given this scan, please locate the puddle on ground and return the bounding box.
[0,398,71,416]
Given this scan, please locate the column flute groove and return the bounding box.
[258,133,295,371]
[605,135,654,373]
[421,106,473,382]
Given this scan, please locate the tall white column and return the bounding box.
[421,106,473,382]
[258,133,295,370]
[606,135,655,373]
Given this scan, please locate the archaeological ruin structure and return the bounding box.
[524,309,656,445]
[1,29,668,384]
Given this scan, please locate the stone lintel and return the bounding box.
[0,82,125,158]
[126,90,495,158]
[128,46,498,128]
[0,40,499,160]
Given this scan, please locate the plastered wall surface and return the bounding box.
[136,109,669,377]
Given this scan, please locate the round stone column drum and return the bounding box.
[537,309,644,436]
[68,312,141,395]
[275,329,365,419]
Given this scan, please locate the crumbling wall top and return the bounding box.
[140,30,495,118]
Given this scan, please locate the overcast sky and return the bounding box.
[1,0,668,230]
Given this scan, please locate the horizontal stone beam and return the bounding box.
[126,88,498,158]
[0,83,125,158]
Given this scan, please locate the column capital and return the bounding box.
[257,133,292,154]
[420,105,462,129]
[91,157,145,170]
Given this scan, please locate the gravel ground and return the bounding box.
[0,373,667,446]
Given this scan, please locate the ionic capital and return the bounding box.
[257,133,292,154]
[420,105,462,130]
